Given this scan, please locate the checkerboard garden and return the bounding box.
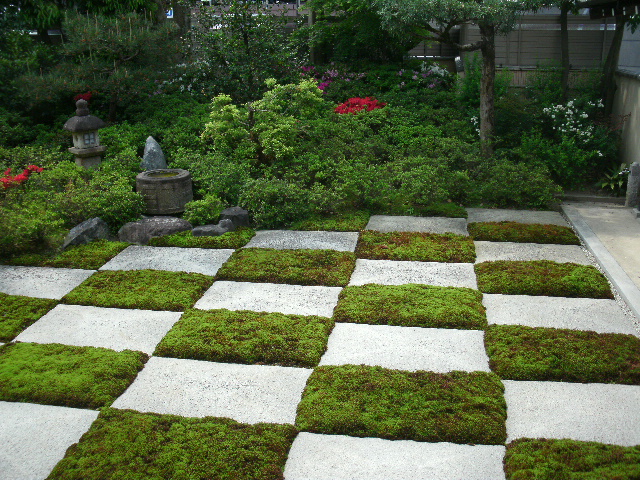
[1,208,640,480]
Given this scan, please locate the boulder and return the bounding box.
[192,219,235,237]
[118,216,192,244]
[63,217,114,250]
[140,136,167,171]
[220,206,250,229]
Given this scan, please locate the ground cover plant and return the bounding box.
[504,438,640,480]
[333,284,487,329]
[475,261,613,299]
[400,203,468,219]
[356,231,476,263]
[148,228,256,249]
[62,270,214,311]
[0,293,57,341]
[0,342,147,409]
[468,222,580,245]
[290,211,370,231]
[154,308,334,368]
[47,408,297,480]
[485,325,640,384]
[216,248,356,287]
[295,365,507,445]
[2,240,131,269]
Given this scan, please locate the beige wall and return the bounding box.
[613,72,640,166]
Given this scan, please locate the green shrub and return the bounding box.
[239,178,314,228]
[182,194,224,227]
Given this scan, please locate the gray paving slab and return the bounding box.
[466,208,569,226]
[504,380,640,446]
[112,357,312,424]
[366,215,469,235]
[474,241,591,264]
[0,265,94,300]
[244,230,359,252]
[348,259,477,289]
[484,294,639,335]
[194,281,341,317]
[319,323,490,372]
[15,304,182,354]
[283,433,506,480]
[0,401,98,480]
[99,246,234,276]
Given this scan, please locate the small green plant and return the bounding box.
[182,194,224,227]
[598,163,630,196]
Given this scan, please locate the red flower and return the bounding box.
[335,97,386,114]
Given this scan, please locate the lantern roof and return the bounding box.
[63,99,106,132]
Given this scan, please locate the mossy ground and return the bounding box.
[2,240,131,269]
[62,270,214,311]
[468,221,580,245]
[504,438,640,480]
[0,293,57,341]
[154,308,334,368]
[333,284,487,329]
[381,203,467,218]
[295,365,507,445]
[290,211,370,231]
[47,408,297,480]
[356,231,476,263]
[0,342,147,409]
[475,261,613,299]
[147,228,256,249]
[485,325,640,384]
[216,248,356,287]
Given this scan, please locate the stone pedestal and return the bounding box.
[68,145,107,169]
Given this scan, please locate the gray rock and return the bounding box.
[140,136,167,171]
[192,219,235,237]
[62,217,114,250]
[220,206,250,228]
[118,216,192,244]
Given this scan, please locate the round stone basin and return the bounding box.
[136,169,193,215]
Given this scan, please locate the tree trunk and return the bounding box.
[602,16,626,116]
[479,23,496,158]
[560,2,570,101]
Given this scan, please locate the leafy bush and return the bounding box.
[239,178,314,228]
[182,194,224,227]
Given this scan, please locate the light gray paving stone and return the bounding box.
[0,401,98,480]
[466,208,569,226]
[194,281,341,317]
[244,230,359,252]
[319,323,490,372]
[0,265,94,300]
[15,304,182,354]
[112,357,312,424]
[283,433,506,480]
[474,241,591,264]
[484,294,639,335]
[349,259,477,289]
[366,215,468,235]
[99,246,234,276]
[504,380,640,446]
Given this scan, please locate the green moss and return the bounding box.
[468,221,580,245]
[147,228,256,249]
[475,261,613,299]
[380,203,468,218]
[47,408,297,480]
[3,240,131,269]
[62,270,214,311]
[154,308,334,368]
[290,211,371,231]
[217,248,356,287]
[0,293,57,342]
[485,325,640,384]
[333,284,487,329]
[0,342,147,409]
[295,365,507,445]
[505,438,640,480]
[356,230,476,263]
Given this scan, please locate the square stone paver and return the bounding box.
[0,401,98,480]
[244,230,359,252]
[194,281,342,317]
[111,357,312,424]
[366,215,468,235]
[15,304,182,354]
[466,208,569,227]
[484,294,639,335]
[283,433,506,480]
[319,323,490,373]
[349,259,477,289]
[474,241,590,265]
[0,265,95,300]
[504,380,640,446]
[99,246,234,276]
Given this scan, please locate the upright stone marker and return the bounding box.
[625,162,640,209]
[141,136,167,171]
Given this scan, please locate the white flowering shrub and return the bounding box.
[542,99,605,156]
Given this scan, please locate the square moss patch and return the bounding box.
[485,324,640,384]
[356,231,475,263]
[295,365,507,445]
[0,292,57,342]
[216,248,356,287]
[154,308,334,368]
[475,261,613,299]
[290,211,371,231]
[47,408,297,480]
[505,438,640,480]
[0,342,147,409]
[148,228,256,249]
[333,284,487,330]
[468,221,581,245]
[62,270,214,311]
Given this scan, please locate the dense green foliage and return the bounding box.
[0,293,57,341]
[148,228,256,249]
[468,221,581,244]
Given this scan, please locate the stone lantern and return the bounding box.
[63,99,106,169]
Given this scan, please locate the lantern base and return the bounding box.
[68,145,106,170]
[74,156,102,169]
